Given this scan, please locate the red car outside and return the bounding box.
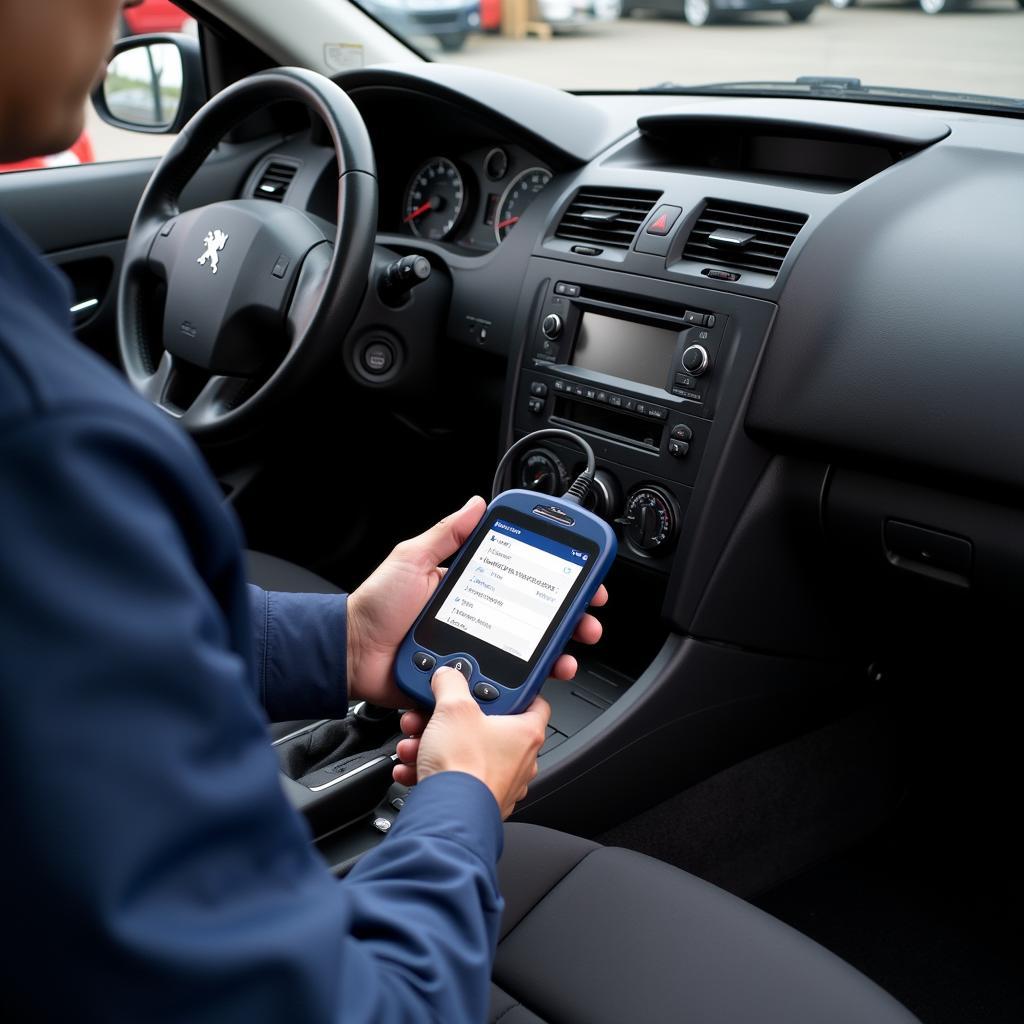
[122,0,190,36]
[0,133,95,176]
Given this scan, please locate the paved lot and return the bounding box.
[441,2,1024,98]
[82,3,1023,165]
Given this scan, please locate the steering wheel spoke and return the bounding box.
[138,350,176,405]
[181,373,253,432]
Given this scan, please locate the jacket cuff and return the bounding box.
[249,585,350,721]
[388,772,504,870]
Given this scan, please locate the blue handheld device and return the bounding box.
[396,488,617,715]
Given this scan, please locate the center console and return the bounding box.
[508,257,766,579]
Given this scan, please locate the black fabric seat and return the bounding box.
[245,550,343,596]
[492,824,918,1024]
[245,550,343,741]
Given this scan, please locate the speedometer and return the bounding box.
[495,167,552,243]
[403,157,466,240]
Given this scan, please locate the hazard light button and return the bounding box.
[645,205,682,236]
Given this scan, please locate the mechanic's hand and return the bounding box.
[346,495,609,708]
[401,667,550,819]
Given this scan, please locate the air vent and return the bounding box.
[253,160,298,202]
[683,200,808,277]
[555,188,661,250]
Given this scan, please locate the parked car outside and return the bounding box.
[121,0,192,35]
[830,0,1022,13]
[363,0,482,51]
[538,0,624,29]
[624,0,819,25]
[0,133,94,176]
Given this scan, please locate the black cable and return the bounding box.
[491,429,596,504]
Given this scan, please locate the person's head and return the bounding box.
[0,0,123,164]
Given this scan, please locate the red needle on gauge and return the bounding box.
[497,216,519,231]
[404,200,433,223]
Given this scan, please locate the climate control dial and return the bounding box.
[617,486,679,555]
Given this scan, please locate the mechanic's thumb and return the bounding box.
[417,495,486,566]
[430,665,476,706]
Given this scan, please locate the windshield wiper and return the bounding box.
[642,77,1024,115]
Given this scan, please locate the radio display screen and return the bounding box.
[571,312,678,389]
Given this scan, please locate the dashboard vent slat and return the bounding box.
[683,200,808,277]
[253,160,298,202]
[556,187,661,250]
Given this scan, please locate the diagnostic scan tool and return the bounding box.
[397,454,616,714]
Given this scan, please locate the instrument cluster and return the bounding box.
[399,145,551,252]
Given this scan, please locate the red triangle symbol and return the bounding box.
[651,213,668,231]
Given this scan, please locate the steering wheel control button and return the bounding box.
[412,651,436,673]
[681,345,710,376]
[363,341,395,375]
[444,657,474,680]
[645,205,683,237]
[541,313,563,339]
[671,424,694,442]
[271,255,289,279]
[473,681,500,703]
[159,219,176,237]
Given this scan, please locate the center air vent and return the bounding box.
[253,160,298,202]
[555,188,661,250]
[683,200,808,277]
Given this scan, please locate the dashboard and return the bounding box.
[253,62,1024,662]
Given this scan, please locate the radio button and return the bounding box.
[530,381,548,397]
[553,379,566,392]
[623,397,636,412]
[671,424,694,442]
[647,405,667,420]
[596,391,608,403]
[608,394,622,408]
[528,397,544,414]
[675,373,698,389]
[554,282,581,297]
[668,440,690,458]
[684,311,708,327]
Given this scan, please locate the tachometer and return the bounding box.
[403,157,466,241]
[495,167,552,243]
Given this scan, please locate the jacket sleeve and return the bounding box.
[0,408,503,1024]
[248,585,351,721]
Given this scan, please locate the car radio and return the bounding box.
[513,279,730,567]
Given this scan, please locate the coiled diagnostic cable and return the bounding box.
[491,429,596,505]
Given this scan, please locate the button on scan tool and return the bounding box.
[412,651,436,672]
[473,681,500,702]
[444,657,474,680]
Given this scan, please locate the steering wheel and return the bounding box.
[117,68,377,440]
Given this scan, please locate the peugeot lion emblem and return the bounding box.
[197,229,229,275]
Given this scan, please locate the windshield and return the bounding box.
[356,0,1024,111]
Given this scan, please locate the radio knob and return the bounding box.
[541,313,563,340]
[681,344,709,376]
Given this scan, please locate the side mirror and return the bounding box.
[91,33,204,134]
